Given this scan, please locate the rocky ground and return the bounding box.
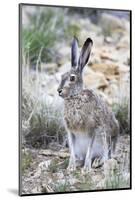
[21,10,130,195]
[21,135,130,194]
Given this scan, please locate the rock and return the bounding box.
[99,52,117,62]
[91,63,117,83]
[115,48,129,65]
[91,63,129,79]
[115,63,129,74]
[116,43,129,50]
[38,160,52,170]
[90,47,102,64]
[104,36,114,44]
[84,68,108,89]
[91,63,117,76]
[90,53,101,64]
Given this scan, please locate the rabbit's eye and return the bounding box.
[70,75,75,82]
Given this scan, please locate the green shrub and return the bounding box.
[105,170,130,189]
[22,88,35,122]
[25,101,65,148]
[64,24,81,40]
[22,73,66,148]
[23,97,66,148]
[21,151,33,174]
[22,7,64,65]
[112,99,130,135]
[48,159,58,173]
[54,182,70,192]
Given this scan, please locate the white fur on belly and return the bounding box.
[74,134,104,160]
[74,134,90,160]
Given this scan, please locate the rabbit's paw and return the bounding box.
[92,157,104,168]
[81,164,92,173]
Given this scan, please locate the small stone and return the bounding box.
[38,160,52,170]
[104,36,114,44]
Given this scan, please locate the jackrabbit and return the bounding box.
[57,37,119,171]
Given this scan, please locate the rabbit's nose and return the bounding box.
[57,88,63,96]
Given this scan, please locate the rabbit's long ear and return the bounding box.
[71,37,79,68]
[78,38,93,72]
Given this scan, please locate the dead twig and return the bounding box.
[39,149,70,158]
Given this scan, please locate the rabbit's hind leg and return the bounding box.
[111,135,118,157]
[91,127,111,169]
[82,127,106,172]
[91,141,104,169]
[92,134,112,168]
[91,146,110,169]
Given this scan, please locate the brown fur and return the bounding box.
[57,37,119,171]
[64,89,119,137]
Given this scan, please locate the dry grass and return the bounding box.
[22,69,66,149]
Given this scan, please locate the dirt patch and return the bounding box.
[21,134,130,194]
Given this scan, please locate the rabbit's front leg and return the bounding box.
[83,133,95,172]
[67,131,76,171]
